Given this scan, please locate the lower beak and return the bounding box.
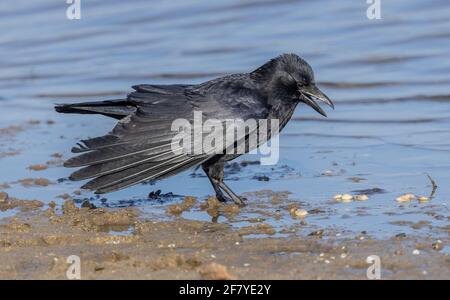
[300,85,334,117]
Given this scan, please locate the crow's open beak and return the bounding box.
[299,84,334,117]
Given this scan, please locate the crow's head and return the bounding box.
[253,53,334,117]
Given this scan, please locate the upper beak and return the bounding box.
[299,84,334,117]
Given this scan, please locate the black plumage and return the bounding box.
[55,53,333,205]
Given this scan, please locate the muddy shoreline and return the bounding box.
[0,195,448,280]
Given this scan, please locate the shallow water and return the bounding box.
[1,0,449,239]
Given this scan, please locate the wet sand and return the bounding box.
[0,193,449,280]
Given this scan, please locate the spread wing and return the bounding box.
[64,77,268,194]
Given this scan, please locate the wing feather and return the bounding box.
[64,79,269,194]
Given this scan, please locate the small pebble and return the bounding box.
[432,240,443,251]
[334,194,354,203]
[333,194,343,200]
[396,193,416,203]
[308,230,324,237]
[354,194,369,201]
[322,170,333,176]
[294,209,308,218]
[0,191,8,203]
[418,196,429,203]
[395,233,407,238]
[340,253,347,259]
[412,249,420,255]
[81,200,96,209]
[94,265,105,272]
[341,194,353,202]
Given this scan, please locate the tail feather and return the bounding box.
[55,99,136,119]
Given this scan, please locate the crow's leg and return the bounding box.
[202,163,231,203]
[218,181,245,206]
[202,162,245,206]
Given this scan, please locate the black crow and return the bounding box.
[55,53,333,205]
